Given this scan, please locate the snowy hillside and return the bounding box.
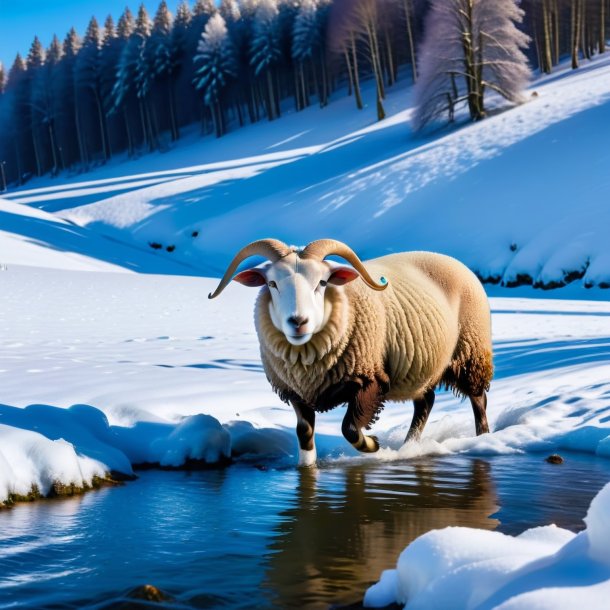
[5,56,610,290]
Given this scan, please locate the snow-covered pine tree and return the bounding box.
[76,17,110,162]
[193,13,237,137]
[220,0,241,23]
[26,37,46,176]
[250,0,282,120]
[117,7,135,39]
[182,0,216,128]
[107,10,138,156]
[3,54,29,183]
[114,5,157,151]
[414,0,530,130]
[152,0,180,141]
[167,1,191,132]
[292,0,324,109]
[31,35,62,174]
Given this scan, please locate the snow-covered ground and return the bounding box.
[5,57,610,288]
[1,53,610,608]
[1,260,609,505]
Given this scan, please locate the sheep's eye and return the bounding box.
[319,280,327,288]
[268,281,277,289]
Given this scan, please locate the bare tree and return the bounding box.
[414,0,531,130]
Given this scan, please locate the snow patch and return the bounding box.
[365,483,610,610]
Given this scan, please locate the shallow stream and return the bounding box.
[1,452,609,609]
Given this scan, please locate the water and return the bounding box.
[1,453,609,610]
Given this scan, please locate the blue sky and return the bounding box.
[0,0,185,70]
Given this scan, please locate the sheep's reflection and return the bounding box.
[264,458,499,609]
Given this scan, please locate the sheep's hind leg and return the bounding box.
[292,401,317,466]
[405,388,435,443]
[470,391,489,435]
[341,381,383,453]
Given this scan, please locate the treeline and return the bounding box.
[0,0,608,188]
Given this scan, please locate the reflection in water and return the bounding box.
[0,454,609,610]
[264,460,498,609]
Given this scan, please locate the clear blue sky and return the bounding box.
[0,0,186,70]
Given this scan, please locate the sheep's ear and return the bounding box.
[328,266,360,286]
[233,269,267,287]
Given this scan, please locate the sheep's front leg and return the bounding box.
[292,401,317,467]
[341,381,383,453]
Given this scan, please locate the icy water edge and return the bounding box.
[1,453,609,610]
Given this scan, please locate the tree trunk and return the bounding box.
[572,0,581,68]
[123,107,134,157]
[384,29,396,86]
[350,34,364,110]
[320,52,328,107]
[168,79,179,141]
[582,0,590,59]
[48,123,59,175]
[599,0,606,53]
[462,0,484,121]
[553,0,560,64]
[265,69,275,120]
[31,127,42,177]
[403,0,417,82]
[94,91,109,161]
[542,0,553,72]
[531,5,544,71]
[74,95,87,167]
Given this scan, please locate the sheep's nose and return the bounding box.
[287,315,309,330]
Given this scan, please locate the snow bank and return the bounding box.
[364,483,610,610]
[0,424,107,504]
[0,404,232,505]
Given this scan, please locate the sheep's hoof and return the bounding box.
[357,434,379,453]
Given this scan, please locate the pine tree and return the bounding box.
[107,9,138,155]
[117,7,135,39]
[414,0,531,130]
[3,55,28,184]
[250,0,282,120]
[0,62,5,96]
[76,17,110,162]
[26,37,46,176]
[31,36,63,174]
[292,0,324,109]
[151,0,180,140]
[220,0,241,23]
[193,13,237,137]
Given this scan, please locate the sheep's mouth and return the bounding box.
[286,333,312,345]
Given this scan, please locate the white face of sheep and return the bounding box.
[233,255,360,345]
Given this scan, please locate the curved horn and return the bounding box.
[300,239,388,291]
[208,239,290,299]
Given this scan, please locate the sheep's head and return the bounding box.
[209,239,388,346]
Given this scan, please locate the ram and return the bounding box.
[209,239,493,466]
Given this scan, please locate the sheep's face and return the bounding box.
[234,255,360,346]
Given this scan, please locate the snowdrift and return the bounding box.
[364,482,610,610]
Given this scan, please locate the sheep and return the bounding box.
[209,238,493,466]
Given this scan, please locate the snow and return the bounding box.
[4,56,610,287]
[0,424,107,502]
[0,261,609,506]
[0,404,232,504]
[364,482,610,610]
[0,49,609,607]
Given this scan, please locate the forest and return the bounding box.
[0,0,608,188]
